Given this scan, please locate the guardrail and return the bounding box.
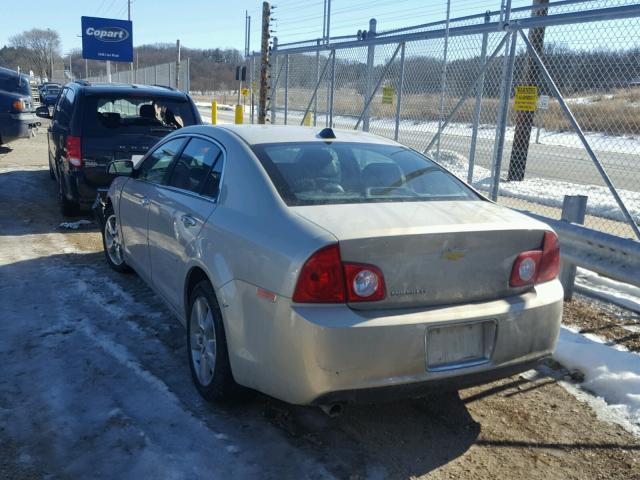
[522,208,640,296]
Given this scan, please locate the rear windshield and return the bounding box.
[252,142,479,206]
[0,76,30,96]
[83,95,196,135]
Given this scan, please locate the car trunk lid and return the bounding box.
[291,200,549,309]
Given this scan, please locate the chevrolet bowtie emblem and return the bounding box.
[443,249,466,261]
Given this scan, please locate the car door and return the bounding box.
[147,136,224,310]
[119,137,187,282]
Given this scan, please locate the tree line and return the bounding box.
[0,28,244,91]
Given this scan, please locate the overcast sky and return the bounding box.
[0,0,528,54]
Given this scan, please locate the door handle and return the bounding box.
[181,214,197,228]
[140,196,150,207]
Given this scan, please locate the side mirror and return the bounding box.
[107,160,134,176]
[35,106,52,119]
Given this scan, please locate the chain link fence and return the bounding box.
[252,0,640,241]
[85,60,190,92]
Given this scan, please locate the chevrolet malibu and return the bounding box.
[98,125,563,408]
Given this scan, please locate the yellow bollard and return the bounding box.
[211,100,218,125]
[303,112,312,126]
[234,104,243,125]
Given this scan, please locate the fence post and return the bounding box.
[284,53,289,125]
[436,0,452,160]
[363,18,377,132]
[314,39,320,126]
[169,62,173,88]
[559,195,588,300]
[154,65,158,84]
[329,48,336,127]
[468,11,491,184]
[394,42,406,141]
[186,57,190,92]
[490,30,517,201]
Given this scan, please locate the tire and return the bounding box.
[58,173,79,217]
[101,205,132,273]
[187,280,238,402]
[48,158,55,180]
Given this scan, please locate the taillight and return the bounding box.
[12,99,25,111]
[344,263,386,302]
[292,244,386,303]
[66,136,83,168]
[509,231,560,287]
[292,244,346,303]
[538,231,560,283]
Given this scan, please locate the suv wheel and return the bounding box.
[102,206,131,273]
[58,173,78,217]
[49,159,55,180]
[187,280,238,402]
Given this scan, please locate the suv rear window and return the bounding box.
[83,95,196,136]
[252,142,480,206]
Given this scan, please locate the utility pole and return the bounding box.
[85,58,88,79]
[128,0,134,81]
[507,0,549,181]
[258,1,271,124]
[176,39,181,90]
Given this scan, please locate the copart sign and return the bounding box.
[81,16,133,62]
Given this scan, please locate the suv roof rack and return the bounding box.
[152,84,176,91]
[74,79,91,86]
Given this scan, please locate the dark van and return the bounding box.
[0,67,38,145]
[36,81,201,215]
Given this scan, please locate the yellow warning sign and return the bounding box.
[241,87,249,97]
[382,85,395,105]
[514,86,538,112]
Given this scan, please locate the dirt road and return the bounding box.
[1,132,638,479]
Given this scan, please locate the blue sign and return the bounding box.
[81,16,133,62]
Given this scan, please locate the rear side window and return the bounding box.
[83,95,196,136]
[54,88,75,127]
[138,138,185,184]
[167,138,222,194]
[252,142,479,206]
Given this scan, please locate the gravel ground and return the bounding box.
[1,131,639,479]
[564,298,640,352]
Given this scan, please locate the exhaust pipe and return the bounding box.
[319,403,344,418]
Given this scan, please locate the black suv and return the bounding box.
[36,81,201,215]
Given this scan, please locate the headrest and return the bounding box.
[140,104,156,119]
[362,162,404,187]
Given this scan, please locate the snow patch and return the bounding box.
[575,268,640,313]
[435,149,640,225]
[553,325,640,436]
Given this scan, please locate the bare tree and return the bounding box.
[9,28,61,79]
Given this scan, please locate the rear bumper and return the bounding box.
[224,280,563,405]
[0,112,39,143]
[311,357,545,405]
[65,171,110,210]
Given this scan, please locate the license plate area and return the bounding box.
[426,320,496,372]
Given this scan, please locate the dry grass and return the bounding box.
[270,86,640,136]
